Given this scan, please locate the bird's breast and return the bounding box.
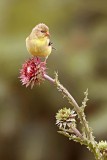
[32,38,52,56]
[26,37,52,57]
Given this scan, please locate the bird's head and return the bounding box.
[32,23,50,38]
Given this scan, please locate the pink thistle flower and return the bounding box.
[20,57,46,88]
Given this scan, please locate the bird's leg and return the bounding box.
[44,56,48,63]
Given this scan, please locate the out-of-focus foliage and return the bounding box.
[0,0,107,160]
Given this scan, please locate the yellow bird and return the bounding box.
[26,23,52,59]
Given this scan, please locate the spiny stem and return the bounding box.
[44,74,92,140]
[66,126,83,139]
[57,82,94,140]
[44,74,103,160]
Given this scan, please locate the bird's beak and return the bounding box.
[45,32,50,37]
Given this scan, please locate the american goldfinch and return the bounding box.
[26,23,52,59]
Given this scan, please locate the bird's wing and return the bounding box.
[48,40,56,50]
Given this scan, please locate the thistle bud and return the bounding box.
[98,141,107,156]
[56,108,77,129]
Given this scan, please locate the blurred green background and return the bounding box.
[0,0,107,159]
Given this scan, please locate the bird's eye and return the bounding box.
[41,30,45,33]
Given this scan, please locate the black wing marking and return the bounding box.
[48,41,56,50]
[48,41,53,46]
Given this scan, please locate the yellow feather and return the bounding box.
[26,37,52,57]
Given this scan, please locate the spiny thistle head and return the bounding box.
[98,141,107,154]
[56,108,77,129]
[20,57,46,88]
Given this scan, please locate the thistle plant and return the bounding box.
[19,24,107,160]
